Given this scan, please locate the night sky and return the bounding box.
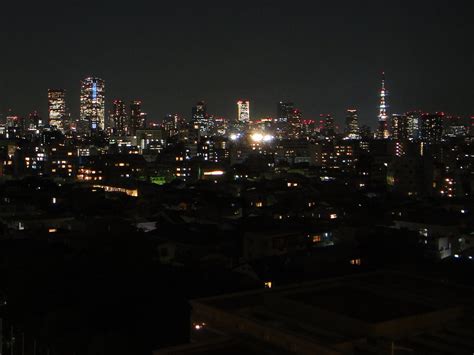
[0,0,472,127]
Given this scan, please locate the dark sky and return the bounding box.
[0,0,473,127]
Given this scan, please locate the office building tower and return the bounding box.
[129,100,145,136]
[406,111,421,140]
[420,113,443,144]
[376,72,390,139]
[321,114,335,139]
[237,100,250,123]
[80,77,105,133]
[111,100,127,136]
[5,112,20,128]
[277,102,294,123]
[163,113,185,138]
[27,111,42,131]
[391,114,409,140]
[192,101,211,135]
[345,109,360,139]
[139,112,147,130]
[290,109,302,124]
[48,89,66,132]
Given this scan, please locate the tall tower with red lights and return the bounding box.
[376,72,390,139]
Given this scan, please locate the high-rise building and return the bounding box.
[27,111,43,131]
[290,109,302,124]
[376,73,390,139]
[192,101,207,122]
[345,109,360,140]
[5,111,20,128]
[420,113,443,144]
[406,111,422,140]
[277,102,294,123]
[391,114,409,140]
[129,100,145,136]
[192,101,211,135]
[139,112,147,130]
[321,114,335,139]
[237,100,250,123]
[48,89,66,132]
[111,100,127,136]
[80,77,105,133]
[163,113,186,138]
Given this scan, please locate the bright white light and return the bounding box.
[194,322,206,330]
[454,254,460,258]
[250,133,264,142]
[230,133,239,141]
[203,170,225,176]
[263,134,274,142]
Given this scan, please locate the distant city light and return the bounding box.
[263,134,274,142]
[203,170,225,176]
[193,322,206,330]
[250,132,274,143]
[250,133,264,142]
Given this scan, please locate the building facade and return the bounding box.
[237,100,250,123]
[48,89,67,132]
[80,77,105,133]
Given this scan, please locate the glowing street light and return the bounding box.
[250,133,264,142]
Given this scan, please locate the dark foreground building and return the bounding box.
[161,271,474,355]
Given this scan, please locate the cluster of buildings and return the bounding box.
[0,73,472,199]
[0,74,473,354]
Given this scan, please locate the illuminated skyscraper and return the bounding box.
[391,114,409,140]
[27,111,43,131]
[345,109,360,139]
[420,113,443,144]
[376,73,390,139]
[277,101,294,122]
[406,111,421,140]
[80,77,105,133]
[163,113,186,138]
[192,101,211,135]
[321,114,335,139]
[289,109,302,124]
[111,99,127,136]
[48,89,66,131]
[237,100,250,123]
[129,100,144,136]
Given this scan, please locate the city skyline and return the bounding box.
[0,72,471,130]
[0,1,472,126]
[0,2,473,353]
